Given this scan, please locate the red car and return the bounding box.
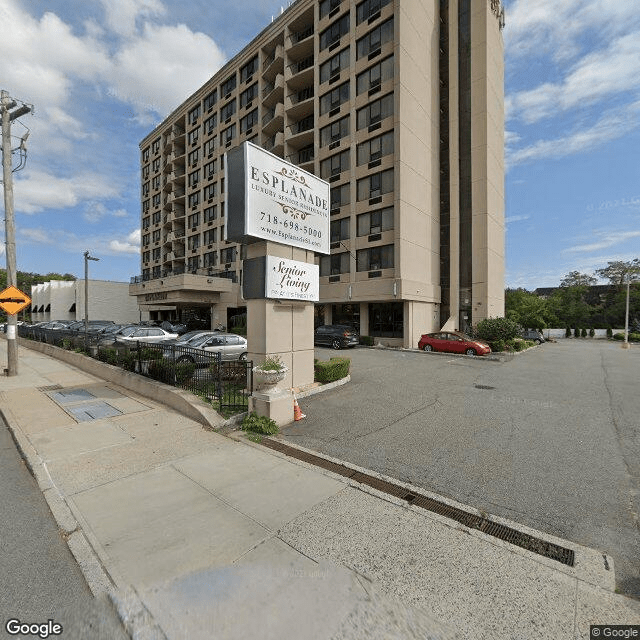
[418,331,491,356]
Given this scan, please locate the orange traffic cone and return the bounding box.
[293,396,305,421]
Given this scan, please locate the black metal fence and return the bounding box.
[18,326,253,414]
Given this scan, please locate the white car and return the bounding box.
[167,333,248,364]
[115,327,178,344]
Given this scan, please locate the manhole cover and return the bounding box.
[66,402,122,422]
[50,389,97,404]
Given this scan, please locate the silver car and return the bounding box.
[115,327,178,344]
[167,333,248,364]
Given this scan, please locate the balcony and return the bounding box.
[285,86,314,120]
[285,56,314,90]
[286,25,314,61]
[286,115,314,149]
[262,43,284,82]
[262,102,285,136]
[263,131,284,157]
[262,73,284,108]
[286,145,315,172]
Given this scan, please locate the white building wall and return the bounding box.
[74,280,141,324]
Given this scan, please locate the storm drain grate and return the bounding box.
[37,385,63,392]
[261,438,575,567]
[474,384,496,390]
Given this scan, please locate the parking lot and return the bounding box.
[282,341,640,596]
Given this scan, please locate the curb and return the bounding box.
[0,407,167,640]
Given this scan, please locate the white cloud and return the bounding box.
[106,22,226,122]
[82,203,132,223]
[508,31,640,123]
[505,215,530,224]
[13,170,120,214]
[506,100,640,167]
[100,0,166,38]
[563,231,640,254]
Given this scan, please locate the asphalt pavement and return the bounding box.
[283,340,640,596]
[0,416,128,640]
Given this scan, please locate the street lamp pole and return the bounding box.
[622,277,630,350]
[83,251,99,343]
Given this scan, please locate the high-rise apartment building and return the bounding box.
[130,0,505,347]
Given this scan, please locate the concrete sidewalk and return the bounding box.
[1,338,639,639]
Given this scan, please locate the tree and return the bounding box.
[548,285,592,328]
[595,259,640,287]
[559,271,597,287]
[505,288,551,329]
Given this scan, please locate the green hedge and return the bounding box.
[314,357,350,383]
[475,317,521,343]
[613,332,640,342]
[359,335,374,346]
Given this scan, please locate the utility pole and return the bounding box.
[1,89,32,376]
[84,251,99,345]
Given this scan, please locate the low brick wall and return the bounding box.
[18,338,225,429]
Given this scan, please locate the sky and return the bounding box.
[0,0,638,290]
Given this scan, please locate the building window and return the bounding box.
[357,169,393,200]
[204,183,217,201]
[143,250,150,263]
[368,301,402,338]
[187,256,199,272]
[357,130,394,165]
[320,252,350,276]
[152,194,161,208]
[152,247,161,261]
[320,0,342,19]
[240,109,259,133]
[188,191,200,208]
[142,233,150,246]
[142,216,151,229]
[142,147,150,162]
[204,89,217,112]
[357,206,393,235]
[204,205,217,222]
[152,175,160,190]
[203,251,217,267]
[152,229,161,242]
[152,211,161,225]
[319,13,350,51]
[142,181,150,197]
[320,115,350,147]
[220,124,236,146]
[356,55,394,95]
[203,137,217,157]
[239,83,258,108]
[330,218,350,242]
[151,138,160,154]
[187,127,200,146]
[188,234,200,251]
[320,150,350,179]
[356,0,392,25]
[204,159,217,179]
[152,158,160,172]
[330,183,350,209]
[188,105,201,125]
[188,149,199,166]
[240,55,259,83]
[204,113,217,135]
[188,169,201,188]
[320,47,350,84]
[204,228,217,244]
[221,73,237,97]
[356,17,393,59]
[187,212,200,228]
[357,244,393,271]
[319,81,350,115]
[142,199,150,213]
[142,165,150,179]
[152,266,161,279]
[220,99,236,122]
[220,246,236,263]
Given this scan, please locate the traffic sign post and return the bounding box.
[0,285,30,375]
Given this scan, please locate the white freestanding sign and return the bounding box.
[225,142,330,255]
[265,256,319,302]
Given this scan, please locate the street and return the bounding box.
[0,416,128,640]
[282,340,640,596]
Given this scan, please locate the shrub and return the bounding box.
[148,360,174,383]
[139,347,163,361]
[490,339,506,352]
[565,327,572,338]
[612,332,625,341]
[574,327,580,338]
[359,335,374,346]
[581,328,587,338]
[175,362,196,383]
[256,354,285,372]
[589,327,595,338]
[606,327,613,338]
[629,333,640,342]
[474,317,521,343]
[314,357,350,383]
[511,339,524,352]
[241,412,279,435]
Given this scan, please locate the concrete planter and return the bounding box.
[252,365,288,391]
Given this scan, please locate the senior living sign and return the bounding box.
[225,141,330,254]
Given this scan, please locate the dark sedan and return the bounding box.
[314,325,359,350]
[418,331,491,356]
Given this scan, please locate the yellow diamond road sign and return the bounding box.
[0,285,31,315]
